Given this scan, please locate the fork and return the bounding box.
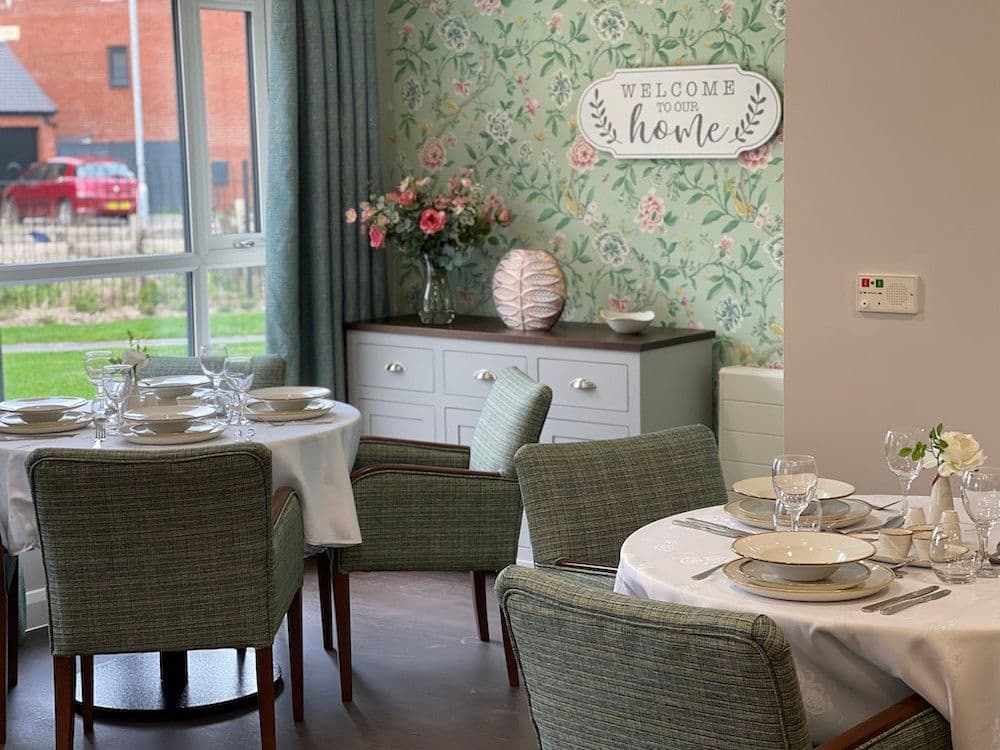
[92,421,107,449]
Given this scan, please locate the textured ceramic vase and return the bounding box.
[928,474,955,525]
[492,248,567,331]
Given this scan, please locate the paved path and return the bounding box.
[2,334,264,354]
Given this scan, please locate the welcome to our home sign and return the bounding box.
[577,64,782,159]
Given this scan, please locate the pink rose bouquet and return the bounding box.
[345,169,512,271]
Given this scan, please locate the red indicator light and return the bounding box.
[861,278,870,288]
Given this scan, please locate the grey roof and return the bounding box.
[0,43,56,115]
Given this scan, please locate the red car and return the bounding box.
[1,157,138,225]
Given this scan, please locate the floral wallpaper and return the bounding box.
[380,0,785,367]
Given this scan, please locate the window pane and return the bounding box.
[0,273,191,399]
[200,9,259,237]
[208,267,264,354]
[0,1,185,263]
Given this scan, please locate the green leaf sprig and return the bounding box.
[899,423,946,463]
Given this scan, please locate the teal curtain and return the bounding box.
[265,0,387,399]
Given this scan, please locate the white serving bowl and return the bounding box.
[599,309,654,334]
[0,397,88,424]
[249,386,332,412]
[138,375,211,402]
[122,404,215,435]
[732,531,876,582]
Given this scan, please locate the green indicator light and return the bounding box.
[875,279,884,288]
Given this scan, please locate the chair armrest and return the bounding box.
[270,487,304,634]
[353,436,470,472]
[340,465,522,572]
[553,558,619,577]
[816,694,951,750]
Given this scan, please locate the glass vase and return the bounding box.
[418,253,455,325]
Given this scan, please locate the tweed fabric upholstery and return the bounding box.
[353,437,470,473]
[141,355,287,389]
[27,444,303,656]
[537,567,616,591]
[853,708,951,750]
[469,367,552,478]
[496,565,812,750]
[338,469,522,572]
[515,425,727,568]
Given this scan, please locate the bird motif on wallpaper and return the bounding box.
[725,179,755,219]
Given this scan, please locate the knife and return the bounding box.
[880,589,951,615]
[672,520,748,539]
[861,585,939,613]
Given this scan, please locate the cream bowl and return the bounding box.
[599,309,654,334]
[732,531,876,582]
[0,397,88,424]
[138,375,211,402]
[249,386,332,412]
[122,404,215,435]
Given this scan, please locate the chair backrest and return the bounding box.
[27,444,278,656]
[514,424,727,567]
[496,566,811,750]
[141,354,287,388]
[469,367,552,478]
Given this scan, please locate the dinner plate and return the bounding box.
[732,476,856,501]
[725,497,872,530]
[734,496,853,523]
[119,419,226,445]
[0,411,91,435]
[0,396,89,423]
[248,386,332,412]
[246,398,335,423]
[724,559,893,602]
[736,559,873,592]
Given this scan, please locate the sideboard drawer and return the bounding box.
[538,357,629,413]
[357,398,436,441]
[540,419,630,444]
[443,350,528,398]
[356,342,434,393]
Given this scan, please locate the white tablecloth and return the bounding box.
[0,402,363,555]
[615,495,1000,750]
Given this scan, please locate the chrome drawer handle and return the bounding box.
[473,369,497,383]
[570,377,597,391]
[384,362,406,374]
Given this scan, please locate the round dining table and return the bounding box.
[615,495,1000,750]
[0,402,362,716]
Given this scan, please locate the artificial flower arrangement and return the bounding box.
[345,169,512,271]
[900,423,986,479]
[111,330,149,375]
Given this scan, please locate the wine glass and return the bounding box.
[101,364,133,431]
[222,356,255,429]
[199,344,229,412]
[772,454,818,532]
[84,350,114,397]
[885,429,924,517]
[960,467,1000,578]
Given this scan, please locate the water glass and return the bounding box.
[84,350,114,397]
[960,467,1000,578]
[101,364,134,430]
[773,498,824,532]
[884,428,923,517]
[222,356,255,427]
[772,454,818,532]
[930,522,977,584]
[198,344,229,412]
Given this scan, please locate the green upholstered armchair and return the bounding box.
[513,424,728,588]
[324,367,552,701]
[26,444,304,750]
[140,354,287,389]
[496,566,952,750]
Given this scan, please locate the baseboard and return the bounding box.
[26,587,48,632]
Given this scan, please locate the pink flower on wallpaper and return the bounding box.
[770,361,785,370]
[344,208,357,223]
[458,290,474,306]
[419,137,447,172]
[635,188,666,233]
[680,296,691,309]
[445,132,457,147]
[453,80,472,97]
[738,143,772,171]
[552,232,565,248]
[547,12,563,32]
[400,23,413,40]
[475,0,501,16]
[716,0,735,20]
[419,209,447,235]
[716,237,734,252]
[609,296,630,313]
[368,225,385,248]
[688,320,706,329]
[583,202,600,226]
[566,135,598,171]
[525,97,540,118]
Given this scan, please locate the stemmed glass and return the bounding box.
[101,364,134,431]
[960,467,1000,578]
[199,344,229,413]
[885,429,923,517]
[222,356,255,431]
[84,350,114,398]
[772,454,819,532]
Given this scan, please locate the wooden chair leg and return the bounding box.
[80,655,94,735]
[255,646,276,750]
[7,555,18,689]
[287,588,304,722]
[54,655,75,750]
[331,552,352,702]
[499,606,519,688]
[316,552,333,651]
[471,571,489,642]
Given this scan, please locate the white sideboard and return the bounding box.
[346,315,715,564]
[718,365,785,487]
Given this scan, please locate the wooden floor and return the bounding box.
[5,563,537,749]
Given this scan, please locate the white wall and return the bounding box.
[785,0,1000,492]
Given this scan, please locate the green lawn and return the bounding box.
[1,311,264,345]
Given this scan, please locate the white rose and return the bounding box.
[926,431,986,477]
[122,349,149,372]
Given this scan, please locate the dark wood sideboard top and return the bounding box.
[347,315,715,352]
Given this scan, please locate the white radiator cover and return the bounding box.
[718,366,785,487]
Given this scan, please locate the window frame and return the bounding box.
[107,45,129,89]
[0,0,269,355]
